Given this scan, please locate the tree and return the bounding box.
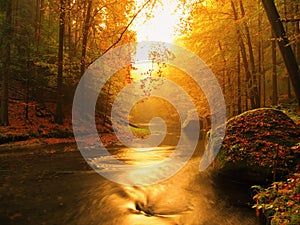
[231,0,252,110]
[0,0,161,126]
[239,0,260,108]
[55,0,66,124]
[178,0,299,116]
[0,0,12,126]
[262,0,300,107]
[80,0,92,77]
[272,31,278,105]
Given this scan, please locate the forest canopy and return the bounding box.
[0,0,299,125]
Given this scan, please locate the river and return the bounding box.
[0,133,263,225]
[67,130,263,225]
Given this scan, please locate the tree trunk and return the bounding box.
[31,0,43,115]
[272,31,278,105]
[294,3,300,99]
[80,0,92,76]
[218,41,226,97]
[237,51,242,114]
[55,0,66,124]
[258,0,263,106]
[262,0,300,107]
[284,0,292,99]
[239,0,260,108]
[262,41,266,106]
[67,0,72,78]
[25,60,34,120]
[295,3,300,64]
[231,0,253,109]
[35,0,43,55]
[1,0,12,126]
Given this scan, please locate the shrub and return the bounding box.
[0,132,29,144]
[252,173,300,225]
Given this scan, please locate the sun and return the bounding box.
[133,0,183,43]
[130,0,185,80]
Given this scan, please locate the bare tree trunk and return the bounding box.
[258,0,263,106]
[55,0,66,124]
[239,0,260,108]
[272,31,278,105]
[25,52,32,120]
[262,0,300,107]
[35,0,43,55]
[67,0,72,78]
[218,41,226,97]
[231,0,253,109]
[28,0,42,118]
[295,3,300,64]
[294,2,300,98]
[80,0,92,76]
[1,0,12,126]
[237,51,242,114]
[284,0,292,99]
[262,41,266,106]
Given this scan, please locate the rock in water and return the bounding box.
[214,108,300,184]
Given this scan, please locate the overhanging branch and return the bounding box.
[101,0,154,56]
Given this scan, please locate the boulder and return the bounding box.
[182,109,211,132]
[212,108,300,184]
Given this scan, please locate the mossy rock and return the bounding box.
[213,108,300,184]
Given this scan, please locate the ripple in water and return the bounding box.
[67,141,261,225]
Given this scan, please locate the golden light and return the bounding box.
[201,0,214,8]
[133,0,183,43]
[131,0,185,80]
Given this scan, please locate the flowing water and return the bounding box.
[67,130,262,225]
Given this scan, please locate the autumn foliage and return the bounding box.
[214,108,300,181]
[252,173,300,225]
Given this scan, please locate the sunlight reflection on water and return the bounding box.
[67,138,261,225]
[90,145,187,185]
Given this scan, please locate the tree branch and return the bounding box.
[101,0,154,56]
[281,17,300,23]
